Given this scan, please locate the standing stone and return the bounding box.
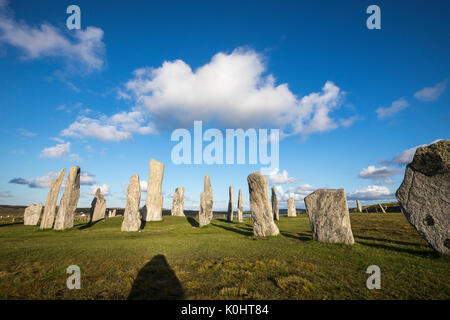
[24,203,43,225]
[247,172,279,237]
[199,175,213,227]
[396,140,450,255]
[378,204,386,214]
[54,166,81,230]
[227,186,234,221]
[111,209,116,217]
[40,168,66,229]
[304,189,354,245]
[171,187,185,216]
[121,174,142,232]
[287,198,297,217]
[144,159,164,221]
[237,189,243,222]
[356,200,362,213]
[90,188,106,223]
[271,186,279,221]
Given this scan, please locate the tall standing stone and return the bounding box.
[247,172,279,237]
[144,159,164,221]
[304,189,354,245]
[378,204,386,213]
[40,168,66,229]
[24,203,43,225]
[356,200,362,213]
[271,186,279,221]
[199,175,213,227]
[237,189,243,222]
[54,166,81,230]
[121,174,142,232]
[287,198,297,217]
[90,188,106,223]
[396,140,450,255]
[227,186,234,221]
[111,209,116,217]
[171,187,185,216]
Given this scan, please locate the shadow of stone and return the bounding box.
[354,235,425,247]
[280,231,311,242]
[77,219,103,230]
[358,241,440,258]
[140,220,147,230]
[186,216,199,227]
[128,254,185,300]
[0,222,23,228]
[212,222,253,237]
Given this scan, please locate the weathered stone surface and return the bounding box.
[171,187,185,216]
[90,188,106,222]
[144,159,164,221]
[271,186,279,221]
[237,189,243,222]
[54,166,81,230]
[378,204,386,214]
[287,198,297,217]
[199,175,213,227]
[111,209,116,217]
[396,140,450,255]
[40,168,66,229]
[304,189,354,245]
[121,174,142,232]
[24,203,43,225]
[356,200,362,213]
[227,186,234,221]
[247,172,279,237]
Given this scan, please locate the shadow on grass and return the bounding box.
[77,219,103,230]
[354,235,424,247]
[280,231,312,242]
[212,222,253,237]
[0,222,23,228]
[186,216,199,227]
[358,241,440,258]
[140,220,146,230]
[128,254,185,300]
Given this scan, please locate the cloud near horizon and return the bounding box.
[9,171,96,189]
[347,185,394,201]
[60,48,357,142]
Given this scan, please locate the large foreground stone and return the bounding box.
[271,186,279,221]
[227,186,233,221]
[304,189,354,245]
[144,159,164,221]
[199,175,213,227]
[247,172,279,237]
[396,140,450,255]
[237,189,243,222]
[356,200,362,213]
[90,188,106,222]
[54,166,81,230]
[40,168,66,229]
[171,187,185,216]
[122,174,142,232]
[24,203,43,225]
[287,198,297,217]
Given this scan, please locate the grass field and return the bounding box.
[0,213,448,300]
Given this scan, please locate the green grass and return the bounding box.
[0,213,448,300]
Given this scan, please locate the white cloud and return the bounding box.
[18,128,37,137]
[0,1,105,73]
[140,180,148,191]
[347,185,394,201]
[80,172,96,185]
[275,184,317,201]
[381,139,443,166]
[90,184,110,196]
[376,98,408,119]
[61,111,157,142]
[40,142,71,158]
[358,165,402,181]
[268,168,298,184]
[9,172,58,188]
[414,80,447,102]
[113,48,351,137]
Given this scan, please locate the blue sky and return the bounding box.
[0,0,448,210]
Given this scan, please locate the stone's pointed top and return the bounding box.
[409,140,450,176]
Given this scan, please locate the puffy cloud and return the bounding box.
[414,80,447,102]
[347,185,394,201]
[0,0,105,73]
[40,142,71,158]
[358,165,402,181]
[275,184,317,201]
[60,111,157,142]
[90,184,110,196]
[267,168,298,184]
[80,172,96,185]
[381,139,443,166]
[140,180,148,192]
[376,98,408,119]
[9,171,96,189]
